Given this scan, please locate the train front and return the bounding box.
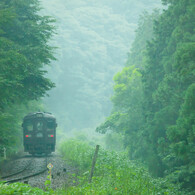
[22,112,57,155]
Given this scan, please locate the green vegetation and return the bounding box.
[0,182,49,195]
[0,0,194,194]
[97,0,195,193]
[0,140,184,194]
[0,0,55,158]
[57,140,182,194]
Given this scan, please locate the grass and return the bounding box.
[0,140,186,194]
[57,139,182,194]
[0,182,50,195]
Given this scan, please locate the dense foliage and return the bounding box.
[97,0,195,193]
[58,140,182,194]
[0,0,55,158]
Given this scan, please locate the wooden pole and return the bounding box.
[88,145,100,183]
[49,169,51,181]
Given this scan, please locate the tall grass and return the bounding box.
[58,140,182,195]
[0,182,50,194]
[0,140,186,194]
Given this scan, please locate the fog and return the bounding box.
[40,0,161,137]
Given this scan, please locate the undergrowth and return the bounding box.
[57,140,184,195]
[0,182,50,195]
[0,140,188,194]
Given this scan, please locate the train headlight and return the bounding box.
[25,134,32,137]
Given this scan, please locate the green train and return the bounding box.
[22,112,57,155]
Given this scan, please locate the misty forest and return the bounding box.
[0,0,194,194]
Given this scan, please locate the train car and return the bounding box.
[22,112,57,155]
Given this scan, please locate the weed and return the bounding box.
[57,139,182,194]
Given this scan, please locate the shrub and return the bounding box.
[58,140,183,194]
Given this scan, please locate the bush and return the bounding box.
[0,182,50,195]
[58,140,183,194]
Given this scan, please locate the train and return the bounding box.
[22,112,57,155]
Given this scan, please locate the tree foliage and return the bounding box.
[97,0,195,192]
[0,0,55,156]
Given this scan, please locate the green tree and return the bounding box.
[0,0,55,110]
[141,0,195,191]
[97,11,158,160]
[98,0,195,192]
[0,0,55,157]
[127,10,160,69]
[166,84,195,191]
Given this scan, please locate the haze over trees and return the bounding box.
[41,0,161,132]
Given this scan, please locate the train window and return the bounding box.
[25,122,33,131]
[36,121,43,131]
[47,121,55,131]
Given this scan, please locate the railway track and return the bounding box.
[1,156,48,184]
[0,154,76,190]
[1,157,33,179]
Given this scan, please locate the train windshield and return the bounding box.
[47,121,55,131]
[35,121,44,138]
[25,121,33,131]
[36,121,43,131]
